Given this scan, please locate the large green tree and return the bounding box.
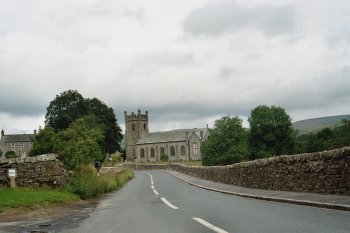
[45,90,88,131]
[44,90,122,155]
[29,127,56,156]
[248,105,295,159]
[54,118,105,170]
[202,116,248,166]
[86,98,123,154]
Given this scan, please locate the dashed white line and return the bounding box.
[160,197,178,210]
[192,218,229,233]
[153,189,159,195]
[151,185,154,189]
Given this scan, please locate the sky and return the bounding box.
[0,0,349,134]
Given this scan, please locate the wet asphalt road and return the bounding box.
[2,170,350,233]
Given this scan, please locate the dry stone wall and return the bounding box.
[171,147,350,195]
[0,154,67,187]
[123,163,169,170]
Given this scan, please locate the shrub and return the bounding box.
[160,154,168,162]
[116,169,134,188]
[5,151,17,159]
[64,166,134,200]
[65,165,99,200]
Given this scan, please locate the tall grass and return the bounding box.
[64,166,134,200]
[0,167,134,211]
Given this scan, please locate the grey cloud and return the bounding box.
[183,0,296,37]
[139,50,195,67]
[218,66,235,79]
[50,1,144,26]
[0,91,47,116]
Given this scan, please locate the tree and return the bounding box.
[29,127,56,156]
[202,116,248,166]
[86,98,123,155]
[248,105,295,159]
[333,119,350,148]
[54,118,105,170]
[45,90,123,156]
[5,151,17,159]
[45,90,88,131]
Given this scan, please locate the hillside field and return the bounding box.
[293,115,350,134]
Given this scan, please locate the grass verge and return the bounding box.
[0,168,134,212]
[64,166,134,200]
[0,188,79,212]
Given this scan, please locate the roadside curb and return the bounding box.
[166,171,350,212]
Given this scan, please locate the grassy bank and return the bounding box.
[0,188,79,211]
[0,168,134,211]
[64,168,134,200]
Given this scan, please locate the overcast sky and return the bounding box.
[0,0,349,134]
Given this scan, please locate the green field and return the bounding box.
[0,188,79,211]
[293,115,350,134]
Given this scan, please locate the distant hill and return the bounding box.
[293,115,350,135]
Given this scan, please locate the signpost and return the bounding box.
[7,168,17,188]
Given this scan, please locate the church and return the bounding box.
[124,110,210,162]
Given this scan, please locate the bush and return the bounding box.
[5,151,17,159]
[116,169,134,188]
[64,166,134,200]
[160,154,168,162]
[65,165,99,200]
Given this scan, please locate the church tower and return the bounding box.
[124,109,149,161]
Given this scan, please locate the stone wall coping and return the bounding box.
[0,153,59,165]
[174,147,350,170]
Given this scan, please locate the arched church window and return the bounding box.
[132,123,135,131]
[180,145,186,156]
[150,148,155,157]
[170,146,175,156]
[193,143,198,155]
[144,123,147,130]
[160,147,165,154]
[140,148,145,158]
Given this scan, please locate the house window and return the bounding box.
[193,143,199,155]
[160,147,165,154]
[170,146,175,156]
[140,148,145,158]
[21,151,26,158]
[20,142,25,147]
[11,142,16,148]
[150,148,155,157]
[180,145,186,156]
[132,123,136,131]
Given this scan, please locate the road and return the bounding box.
[5,170,350,233]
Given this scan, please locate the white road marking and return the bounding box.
[151,181,154,185]
[160,197,179,210]
[153,189,159,195]
[192,217,229,233]
[151,185,154,189]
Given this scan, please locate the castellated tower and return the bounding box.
[124,109,149,161]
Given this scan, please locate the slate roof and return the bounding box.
[137,128,208,145]
[3,134,35,143]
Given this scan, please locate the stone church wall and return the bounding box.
[170,147,350,195]
[0,154,67,187]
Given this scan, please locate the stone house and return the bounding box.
[124,110,210,162]
[0,129,36,158]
